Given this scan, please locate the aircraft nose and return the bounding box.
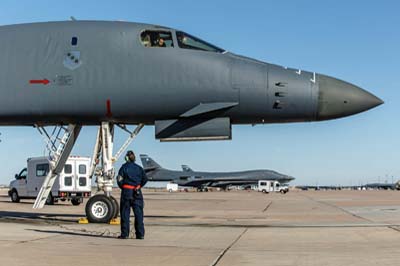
[317,74,383,120]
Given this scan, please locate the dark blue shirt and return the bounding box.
[117,162,148,200]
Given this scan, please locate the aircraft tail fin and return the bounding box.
[181,165,193,172]
[140,154,162,170]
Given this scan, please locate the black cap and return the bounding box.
[126,150,134,156]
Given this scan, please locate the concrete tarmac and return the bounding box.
[1,189,400,266]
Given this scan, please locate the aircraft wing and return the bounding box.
[180,177,258,188]
[209,180,258,188]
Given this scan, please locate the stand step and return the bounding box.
[33,124,81,209]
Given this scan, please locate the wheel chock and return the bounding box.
[109,218,120,225]
[78,217,89,224]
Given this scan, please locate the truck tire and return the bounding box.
[262,189,268,194]
[280,190,286,194]
[10,190,20,203]
[110,196,119,219]
[45,193,54,205]
[71,198,81,206]
[85,194,114,223]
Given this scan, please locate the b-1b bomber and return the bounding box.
[0,20,383,222]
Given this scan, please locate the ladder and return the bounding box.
[33,124,81,209]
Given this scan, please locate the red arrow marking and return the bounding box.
[29,79,50,85]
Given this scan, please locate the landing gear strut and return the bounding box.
[85,122,144,223]
[197,186,209,192]
[33,122,144,224]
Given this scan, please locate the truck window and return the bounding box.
[65,177,72,186]
[260,182,267,186]
[176,31,224,53]
[36,164,49,177]
[140,30,174,48]
[64,164,72,174]
[79,165,86,174]
[19,168,27,179]
[79,177,87,186]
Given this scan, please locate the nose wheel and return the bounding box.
[85,194,115,223]
[109,196,119,219]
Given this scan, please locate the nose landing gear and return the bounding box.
[84,122,143,223]
[33,122,143,224]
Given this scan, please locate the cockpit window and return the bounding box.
[176,31,224,53]
[140,30,174,48]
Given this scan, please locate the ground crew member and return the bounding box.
[117,150,148,239]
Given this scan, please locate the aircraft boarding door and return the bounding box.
[61,162,75,192]
[76,160,90,192]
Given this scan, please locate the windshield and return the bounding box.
[176,31,224,53]
[140,30,174,48]
[19,168,27,179]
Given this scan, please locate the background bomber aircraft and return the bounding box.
[140,154,294,191]
[0,20,383,223]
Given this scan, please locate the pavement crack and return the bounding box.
[262,201,273,213]
[16,234,59,244]
[210,228,248,266]
[299,195,400,233]
[388,226,400,233]
[300,194,374,223]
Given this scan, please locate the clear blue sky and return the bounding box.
[0,0,398,186]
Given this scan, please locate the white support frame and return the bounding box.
[91,123,145,195]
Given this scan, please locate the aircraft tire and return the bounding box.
[10,189,20,203]
[110,196,119,219]
[85,194,114,223]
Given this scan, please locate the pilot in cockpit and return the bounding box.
[156,37,166,47]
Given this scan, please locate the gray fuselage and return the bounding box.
[146,168,294,187]
[0,21,382,126]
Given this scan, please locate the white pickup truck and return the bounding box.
[8,156,92,205]
[258,180,289,194]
